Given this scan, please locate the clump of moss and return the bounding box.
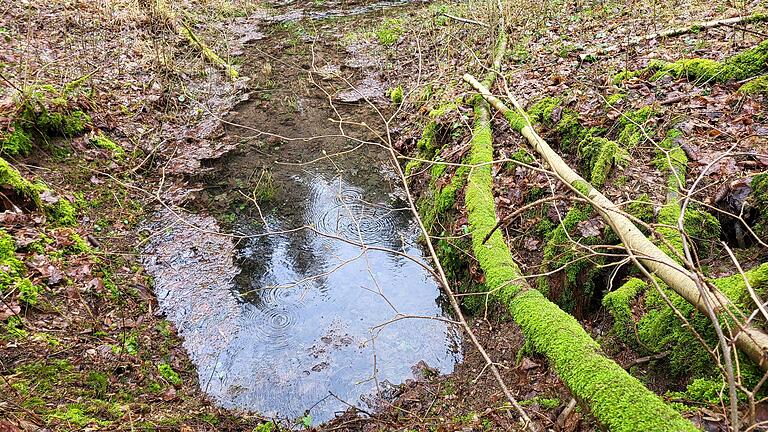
[0,158,45,209]
[579,136,630,187]
[404,159,422,177]
[421,164,467,233]
[539,202,602,314]
[0,127,33,156]
[617,106,657,148]
[0,82,92,157]
[603,277,646,341]
[682,207,721,256]
[648,40,768,83]
[251,168,277,204]
[712,262,768,312]
[376,18,403,46]
[738,74,768,95]
[415,102,462,159]
[527,97,589,152]
[158,363,182,386]
[0,229,24,289]
[45,197,78,226]
[612,69,643,84]
[389,85,404,105]
[91,134,126,160]
[627,193,654,224]
[17,278,42,305]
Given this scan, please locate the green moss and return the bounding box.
[683,208,721,255]
[738,74,768,95]
[617,106,657,148]
[656,203,684,258]
[539,202,601,312]
[87,371,109,398]
[46,197,77,226]
[17,278,42,305]
[612,69,643,84]
[0,157,44,209]
[520,396,561,409]
[5,315,27,338]
[480,102,696,431]
[422,165,467,233]
[712,262,768,310]
[255,422,276,432]
[627,193,654,224]
[578,136,629,187]
[158,363,182,386]
[91,134,125,160]
[48,404,109,428]
[404,159,422,176]
[603,278,646,341]
[376,18,403,46]
[0,82,93,157]
[649,40,768,83]
[605,92,626,105]
[674,378,728,404]
[389,85,404,105]
[37,110,90,136]
[0,229,25,288]
[0,126,33,156]
[416,121,438,156]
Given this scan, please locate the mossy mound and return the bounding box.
[616,106,658,148]
[0,157,77,226]
[0,83,92,156]
[0,157,45,210]
[712,262,768,314]
[739,74,768,95]
[648,40,768,83]
[602,277,646,341]
[539,203,603,315]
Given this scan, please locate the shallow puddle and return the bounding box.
[142,1,461,424]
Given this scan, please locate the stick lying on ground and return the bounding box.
[462,73,768,372]
[592,12,768,56]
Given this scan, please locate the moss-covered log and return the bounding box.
[464,101,696,431]
[464,73,768,371]
[648,40,768,82]
[739,74,768,95]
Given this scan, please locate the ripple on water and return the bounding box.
[306,178,399,245]
[241,302,303,350]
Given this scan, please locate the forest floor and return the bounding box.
[1,0,768,431]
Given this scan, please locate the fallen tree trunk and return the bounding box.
[463,73,768,371]
[592,13,768,57]
[464,100,697,431]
